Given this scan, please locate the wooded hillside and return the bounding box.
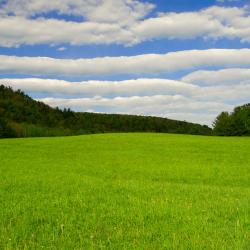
[0,85,212,138]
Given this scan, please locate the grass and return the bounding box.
[0,133,249,249]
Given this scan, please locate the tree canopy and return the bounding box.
[213,104,250,136]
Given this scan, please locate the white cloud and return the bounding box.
[81,0,155,26]
[182,68,250,86]
[0,78,197,97]
[2,76,250,104]
[0,0,154,47]
[1,49,250,76]
[194,84,250,104]
[0,0,155,25]
[0,4,250,47]
[133,11,223,40]
[57,47,67,51]
[0,16,137,47]
[133,6,250,42]
[216,0,240,3]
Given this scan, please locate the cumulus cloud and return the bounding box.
[1,49,250,76]
[0,4,250,47]
[0,0,155,25]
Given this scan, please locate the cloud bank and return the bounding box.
[0,4,250,47]
[1,49,250,76]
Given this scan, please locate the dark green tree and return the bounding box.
[213,104,250,136]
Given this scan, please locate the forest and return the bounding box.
[0,85,212,138]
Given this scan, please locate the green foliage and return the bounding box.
[213,104,250,136]
[0,117,17,138]
[0,85,212,138]
[0,134,249,249]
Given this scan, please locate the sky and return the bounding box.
[0,0,250,126]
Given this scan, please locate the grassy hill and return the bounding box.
[0,133,249,249]
[0,85,212,138]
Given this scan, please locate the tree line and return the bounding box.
[2,85,250,138]
[0,85,212,138]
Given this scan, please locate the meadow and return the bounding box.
[0,133,249,249]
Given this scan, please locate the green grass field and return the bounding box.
[0,133,249,249]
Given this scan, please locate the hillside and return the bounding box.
[0,133,249,249]
[0,85,212,138]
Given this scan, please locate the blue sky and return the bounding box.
[0,0,250,125]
